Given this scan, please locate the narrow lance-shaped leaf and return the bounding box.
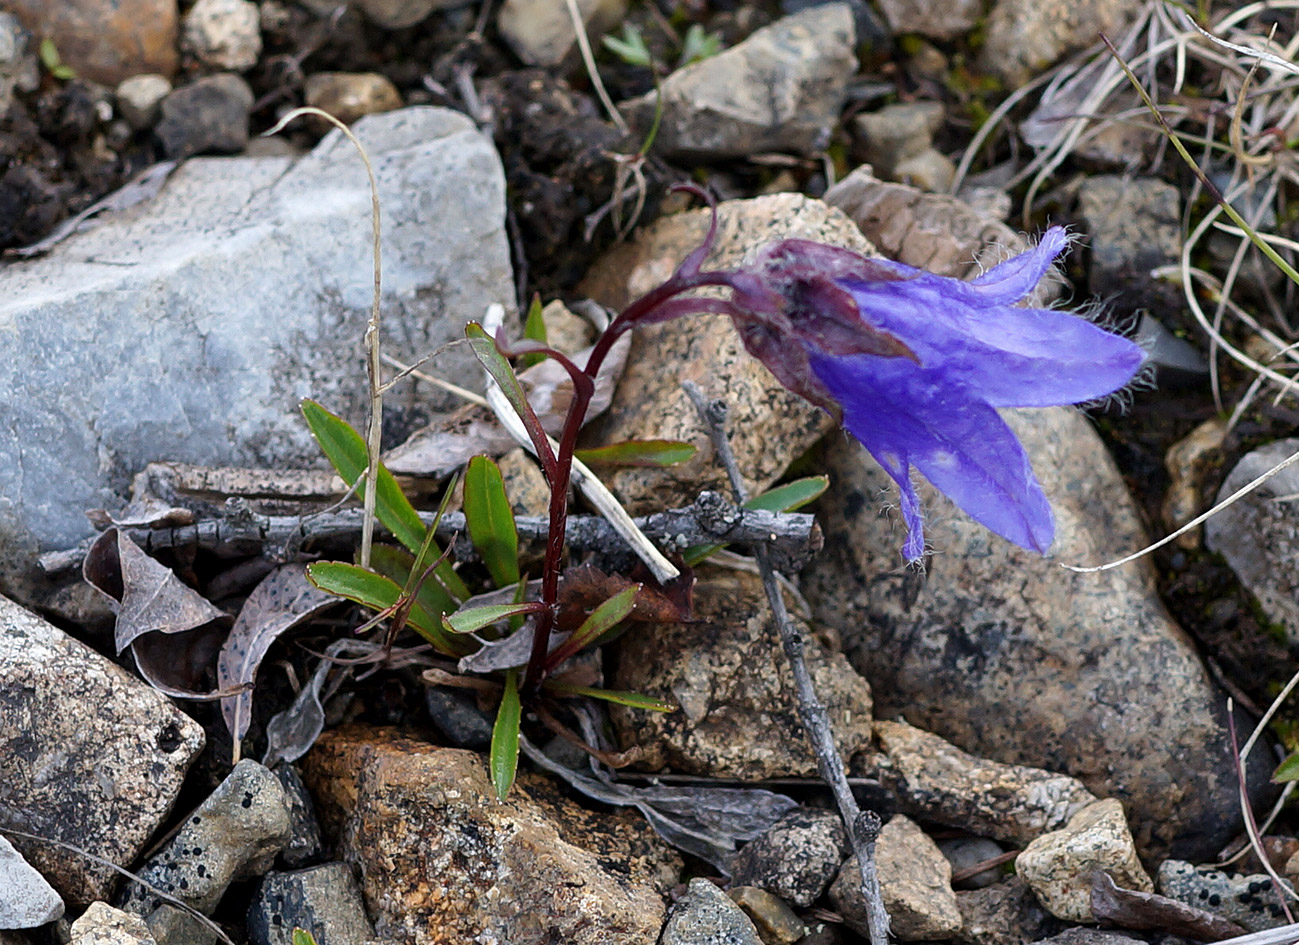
[545,585,638,670]
[683,475,829,566]
[369,545,455,626]
[442,601,549,635]
[465,321,556,475]
[545,682,676,713]
[490,670,522,799]
[519,295,548,370]
[464,455,520,588]
[305,561,470,656]
[574,439,698,468]
[301,399,469,601]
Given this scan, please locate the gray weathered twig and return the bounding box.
[683,380,890,945]
[39,494,821,575]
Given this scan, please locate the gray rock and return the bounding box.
[1016,799,1152,923]
[119,761,292,939]
[894,147,956,193]
[1035,931,1142,945]
[68,903,157,945]
[0,595,204,906]
[865,719,1097,847]
[729,808,847,909]
[852,102,944,180]
[181,0,262,71]
[831,816,961,942]
[956,877,1055,945]
[0,107,511,605]
[875,0,981,40]
[619,5,856,159]
[939,836,1005,890]
[0,834,63,928]
[272,764,325,869]
[979,0,1136,85]
[1076,175,1182,317]
[662,879,763,945]
[1158,860,1295,933]
[353,0,448,28]
[497,0,626,66]
[115,74,172,130]
[609,569,873,780]
[424,686,493,749]
[247,863,374,945]
[1205,439,1299,643]
[0,13,38,115]
[802,408,1272,861]
[155,73,253,158]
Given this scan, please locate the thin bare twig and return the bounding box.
[682,380,889,945]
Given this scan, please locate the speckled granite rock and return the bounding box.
[729,808,847,908]
[0,595,204,906]
[619,5,856,160]
[831,815,961,941]
[302,726,678,945]
[68,903,158,945]
[1158,860,1295,933]
[247,863,374,945]
[863,719,1097,845]
[803,409,1271,861]
[1205,439,1299,644]
[580,193,858,514]
[661,879,762,945]
[609,569,873,779]
[119,760,291,941]
[956,876,1056,945]
[1016,799,1152,922]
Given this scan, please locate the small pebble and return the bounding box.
[155,73,254,158]
[182,0,263,71]
[727,886,804,945]
[115,74,171,131]
[303,72,402,125]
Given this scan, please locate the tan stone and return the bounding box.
[580,193,863,514]
[304,72,403,125]
[1016,798,1153,922]
[302,726,677,945]
[5,0,178,86]
[69,903,158,945]
[609,569,872,779]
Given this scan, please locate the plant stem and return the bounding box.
[683,380,891,945]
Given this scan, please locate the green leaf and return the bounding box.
[465,323,554,472]
[679,23,722,67]
[574,439,698,468]
[39,38,76,79]
[305,561,469,656]
[301,400,469,601]
[683,475,829,566]
[520,296,548,370]
[553,586,638,664]
[442,601,547,635]
[368,545,455,628]
[602,23,652,67]
[464,456,520,588]
[291,931,320,945]
[546,683,676,713]
[1274,752,1299,783]
[490,670,522,799]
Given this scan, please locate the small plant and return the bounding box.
[38,38,76,80]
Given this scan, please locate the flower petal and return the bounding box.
[839,276,1145,407]
[812,354,1055,556]
[968,226,1069,304]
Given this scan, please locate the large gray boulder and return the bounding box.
[0,106,512,603]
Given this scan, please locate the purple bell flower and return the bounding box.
[721,227,1146,561]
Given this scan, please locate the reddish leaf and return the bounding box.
[556,563,691,632]
[1090,870,1247,941]
[218,564,337,745]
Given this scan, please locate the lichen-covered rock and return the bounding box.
[661,879,763,945]
[831,815,961,941]
[803,410,1271,861]
[580,193,862,515]
[1016,799,1152,922]
[302,727,677,945]
[0,595,204,906]
[865,719,1097,845]
[68,903,158,945]
[247,863,375,945]
[729,808,848,908]
[1158,860,1295,933]
[609,569,872,779]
